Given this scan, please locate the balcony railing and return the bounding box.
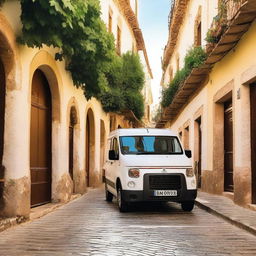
[205,0,246,50]
[226,0,247,21]
[221,0,247,23]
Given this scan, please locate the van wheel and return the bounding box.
[181,201,195,212]
[117,187,128,212]
[105,183,113,202]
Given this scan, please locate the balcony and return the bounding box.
[205,0,247,53]
[156,0,256,128]
[225,0,247,21]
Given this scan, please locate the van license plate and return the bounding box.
[154,190,177,196]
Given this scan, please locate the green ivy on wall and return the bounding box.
[18,0,116,99]
[0,0,145,119]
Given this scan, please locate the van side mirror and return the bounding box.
[109,150,119,160]
[185,150,192,158]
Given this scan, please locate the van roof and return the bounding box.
[109,128,178,137]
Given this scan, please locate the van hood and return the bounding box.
[120,154,191,168]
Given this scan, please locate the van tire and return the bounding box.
[117,187,128,212]
[105,183,113,202]
[181,201,195,212]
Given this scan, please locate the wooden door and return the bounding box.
[69,126,74,180]
[0,59,5,174]
[224,99,234,192]
[196,117,202,188]
[0,59,5,204]
[86,115,90,187]
[250,84,256,203]
[30,70,52,207]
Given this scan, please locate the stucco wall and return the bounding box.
[100,0,137,53]
[0,0,145,217]
[166,18,256,206]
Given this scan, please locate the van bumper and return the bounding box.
[122,189,197,203]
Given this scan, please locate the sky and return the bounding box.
[138,0,171,105]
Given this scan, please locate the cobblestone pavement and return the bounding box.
[0,188,256,256]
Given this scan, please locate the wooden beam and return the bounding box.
[227,23,251,34]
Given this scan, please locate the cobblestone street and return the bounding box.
[0,187,256,256]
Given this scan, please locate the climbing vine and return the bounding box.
[18,0,116,99]
[0,0,146,119]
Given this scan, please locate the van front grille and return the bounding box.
[149,175,181,190]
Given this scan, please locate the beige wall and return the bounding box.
[165,17,256,207]
[100,0,137,53]
[0,0,147,217]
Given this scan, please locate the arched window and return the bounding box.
[194,6,202,46]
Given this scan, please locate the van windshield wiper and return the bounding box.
[135,152,157,155]
[135,152,181,155]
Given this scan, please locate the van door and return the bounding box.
[106,137,119,195]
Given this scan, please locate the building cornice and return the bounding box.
[162,0,190,72]
[117,0,153,79]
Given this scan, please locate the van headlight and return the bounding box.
[186,168,194,177]
[128,168,140,178]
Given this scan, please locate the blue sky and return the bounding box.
[139,0,170,104]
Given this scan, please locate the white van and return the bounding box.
[103,128,197,212]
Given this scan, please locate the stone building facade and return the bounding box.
[0,0,152,217]
[158,0,256,209]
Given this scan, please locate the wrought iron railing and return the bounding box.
[223,0,246,22]
[205,0,246,48]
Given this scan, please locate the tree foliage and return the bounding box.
[0,0,146,119]
[18,0,116,99]
[101,52,145,120]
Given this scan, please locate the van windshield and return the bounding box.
[119,136,183,155]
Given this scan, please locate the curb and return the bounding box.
[0,216,27,232]
[195,199,256,236]
[30,193,82,221]
[0,193,82,233]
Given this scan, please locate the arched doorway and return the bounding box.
[30,69,52,207]
[69,106,77,186]
[100,120,106,182]
[86,109,95,187]
[0,58,5,207]
[250,83,256,203]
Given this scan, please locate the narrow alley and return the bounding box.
[0,187,255,256]
[1,0,256,255]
